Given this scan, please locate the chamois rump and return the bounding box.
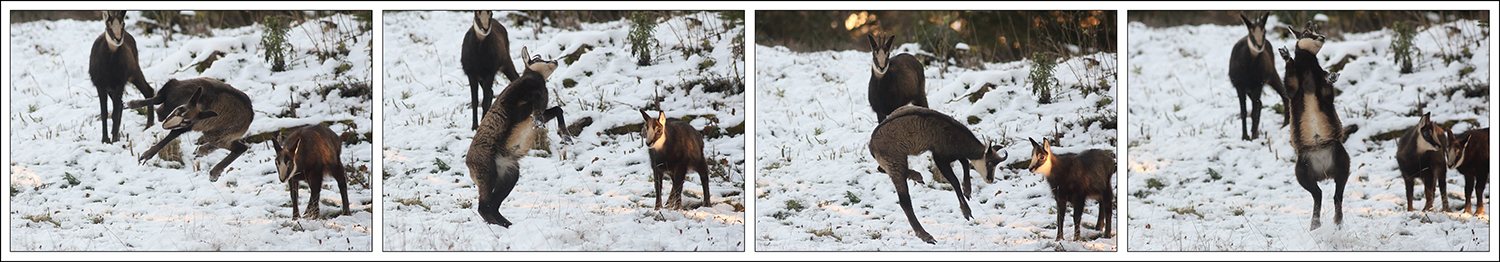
[90,10,156,143]
[127,77,253,182]
[868,105,1006,244]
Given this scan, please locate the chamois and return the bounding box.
[639,109,713,210]
[868,105,1006,244]
[1395,113,1453,212]
[89,10,156,143]
[464,47,569,227]
[1277,21,1350,230]
[1227,12,1289,141]
[127,78,253,182]
[462,10,521,130]
[272,124,351,219]
[866,32,928,122]
[1448,128,1488,215]
[1027,138,1115,241]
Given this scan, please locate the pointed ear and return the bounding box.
[271,136,282,152]
[867,33,878,49]
[1258,12,1269,25]
[885,35,896,50]
[640,109,653,122]
[1028,137,1040,149]
[521,46,530,62]
[1420,113,1431,126]
[188,86,204,105]
[657,111,668,125]
[1239,13,1253,27]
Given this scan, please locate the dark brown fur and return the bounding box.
[1027,138,1114,241]
[640,109,712,210]
[273,124,350,219]
[867,33,928,122]
[1279,22,1349,230]
[1395,113,1453,212]
[1227,12,1288,141]
[868,106,1005,244]
[126,77,253,182]
[89,10,156,143]
[1448,128,1488,215]
[464,51,560,227]
[462,10,521,130]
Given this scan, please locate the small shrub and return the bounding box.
[784,199,805,212]
[1028,52,1058,104]
[260,15,292,72]
[627,12,659,66]
[1390,21,1417,74]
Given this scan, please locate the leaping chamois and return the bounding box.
[464,47,570,227]
[1228,12,1289,141]
[868,105,1006,244]
[866,32,928,122]
[462,10,521,130]
[90,10,156,143]
[272,124,351,219]
[126,78,254,182]
[1277,21,1350,230]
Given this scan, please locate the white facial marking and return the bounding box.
[970,158,989,179]
[528,62,558,80]
[1297,38,1323,55]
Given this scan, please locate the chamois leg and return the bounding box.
[108,88,125,143]
[208,140,248,182]
[98,86,113,143]
[304,171,324,219]
[334,168,351,216]
[289,178,302,220]
[958,160,973,198]
[469,76,482,130]
[543,106,571,142]
[129,74,155,127]
[1054,197,1068,240]
[1436,166,1450,212]
[1249,93,1263,140]
[696,159,712,208]
[1237,90,1250,141]
[668,165,688,209]
[479,76,496,126]
[489,163,519,227]
[1296,160,1323,230]
[890,168,935,244]
[1072,197,1086,240]
[1099,193,1114,237]
[933,158,972,220]
[652,166,665,210]
[139,128,189,162]
[1404,175,1417,211]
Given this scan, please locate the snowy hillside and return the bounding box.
[9,12,375,251]
[1126,17,1490,251]
[754,44,1118,251]
[380,11,746,251]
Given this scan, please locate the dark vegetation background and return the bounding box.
[755,11,1116,65]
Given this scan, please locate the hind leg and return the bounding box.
[1071,197,1086,241]
[1403,175,1417,211]
[208,141,248,182]
[933,158,972,220]
[479,75,496,125]
[334,169,351,216]
[1476,174,1488,215]
[1248,90,1263,140]
[469,76,482,130]
[891,169,935,244]
[1237,90,1250,141]
[696,160,712,208]
[489,163,520,227]
[1437,167,1450,212]
[1295,161,1323,230]
[1098,194,1114,237]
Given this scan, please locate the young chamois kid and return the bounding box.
[1448,128,1488,215]
[90,10,156,143]
[1277,21,1350,230]
[868,105,1006,244]
[464,48,570,227]
[1227,12,1289,141]
[1395,113,1453,212]
[272,124,351,219]
[866,32,928,122]
[639,108,713,210]
[462,10,521,130]
[1026,138,1114,241]
[127,78,253,182]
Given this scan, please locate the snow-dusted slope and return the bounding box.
[381,11,745,251]
[1126,17,1489,251]
[9,12,375,251]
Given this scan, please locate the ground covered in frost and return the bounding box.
[381,11,746,251]
[1126,16,1490,251]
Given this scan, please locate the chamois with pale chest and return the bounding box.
[127,78,254,182]
[1395,113,1453,212]
[639,109,713,210]
[1277,21,1350,230]
[1228,12,1289,141]
[90,10,156,143]
[1026,138,1114,241]
[462,10,521,130]
[1448,128,1488,215]
[464,48,569,227]
[868,105,1006,244]
[866,32,928,122]
[272,124,351,219]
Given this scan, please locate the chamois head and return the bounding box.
[520,47,559,80]
[1027,138,1055,176]
[160,86,218,130]
[1287,21,1326,55]
[1413,113,1454,164]
[1239,12,1269,53]
[271,134,299,183]
[1445,128,1474,170]
[639,109,667,148]
[103,10,127,48]
[970,140,1008,184]
[473,10,494,37]
[866,32,896,76]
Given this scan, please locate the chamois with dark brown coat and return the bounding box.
[272,124,350,219]
[639,109,713,210]
[868,105,1006,244]
[1026,138,1114,241]
[1228,12,1288,141]
[1277,22,1350,230]
[126,77,253,182]
[1447,128,1488,215]
[90,10,156,143]
[866,33,928,122]
[462,10,521,130]
[464,48,568,227]
[1395,113,1453,212]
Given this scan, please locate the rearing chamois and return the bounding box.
[1395,113,1453,212]
[126,78,254,182]
[1228,12,1288,141]
[464,47,570,227]
[272,124,351,219]
[462,10,520,130]
[90,10,156,143]
[868,105,1006,244]
[866,32,928,122]
[1277,21,1349,230]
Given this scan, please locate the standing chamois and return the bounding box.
[1228,12,1289,141]
[1448,128,1488,215]
[272,124,351,219]
[1395,113,1453,212]
[1277,21,1350,230]
[127,78,253,182]
[90,10,156,143]
[866,32,928,122]
[868,105,1006,244]
[639,109,712,210]
[462,10,521,130]
[464,48,569,227]
[1026,138,1114,241]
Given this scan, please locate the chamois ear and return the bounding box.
[1257,12,1269,26]
[521,46,530,63]
[271,135,283,152]
[657,111,668,126]
[1028,137,1040,149]
[1239,13,1254,28]
[639,109,653,123]
[867,33,878,50]
[884,35,896,50]
[188,86,205,105]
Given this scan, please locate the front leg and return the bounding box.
[933,158,972,220]
[543,106,572,143]
[139,128,190,163]
[1278,47,1293,62]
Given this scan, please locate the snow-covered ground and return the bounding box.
[754,43,1118,250]
[1126,16,1490,251]
[381,11,745,251]
[8,12,375,251]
